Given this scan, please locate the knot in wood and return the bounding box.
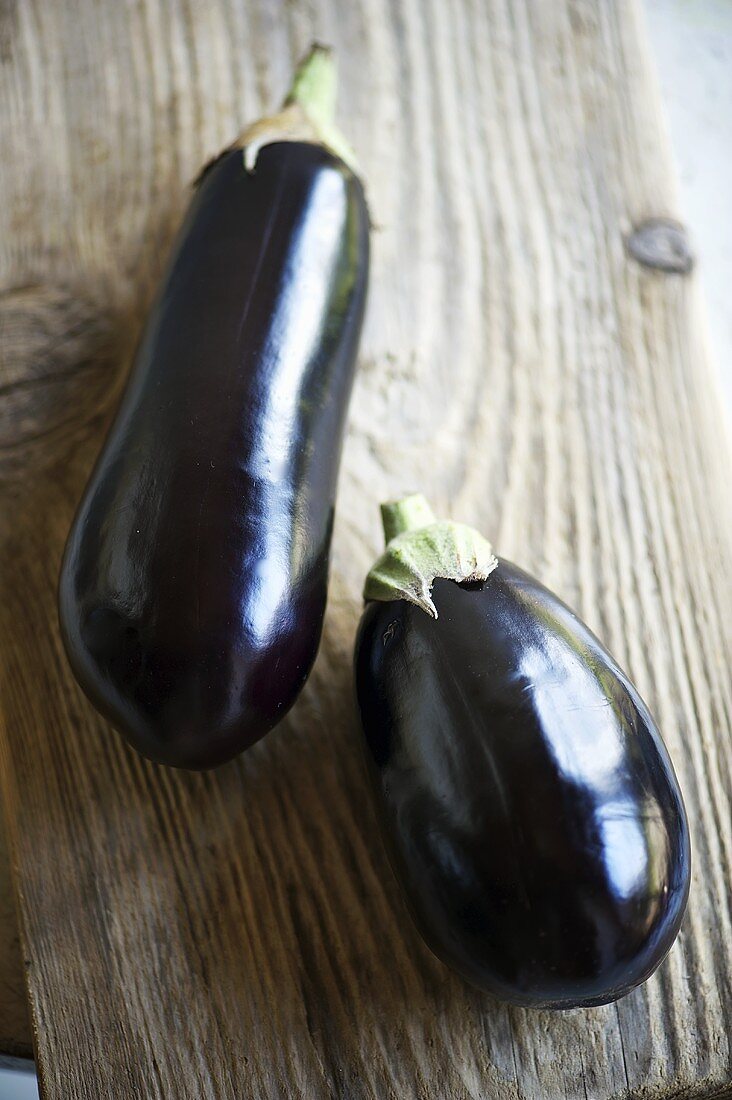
[626,218,694,274]
[0,283,125,480]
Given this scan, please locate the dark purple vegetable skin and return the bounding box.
[59,142,369,769]
[354,566,691,1008]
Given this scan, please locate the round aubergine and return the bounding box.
[59,48,369,768]
[354,496,691,1009]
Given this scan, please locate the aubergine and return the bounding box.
[59,47,369,769]
[354,495,690,1009]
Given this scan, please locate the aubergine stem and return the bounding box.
[381,494,437,541]
[363,495,498,619]
[237,44,358,173]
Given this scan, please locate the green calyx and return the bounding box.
[363,495,499,619]
[238,44,358,173]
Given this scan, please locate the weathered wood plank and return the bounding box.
[1,0,731,1097]
[0,804,32,1058]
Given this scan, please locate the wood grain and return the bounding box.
[0,800,32,1058]
[1,0,732,1097]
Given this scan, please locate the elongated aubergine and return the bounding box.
[59,49,369,768]
[355,497,690,1008]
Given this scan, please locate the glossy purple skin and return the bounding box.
[60,142,369,768]
[354,567,691,1008]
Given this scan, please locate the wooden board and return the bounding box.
[0,803,32,1058]
[1,0,732,1096]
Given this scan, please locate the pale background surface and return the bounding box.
[1,1,730,1097]
[644,0,732,413]
[0,1066,40,1099]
